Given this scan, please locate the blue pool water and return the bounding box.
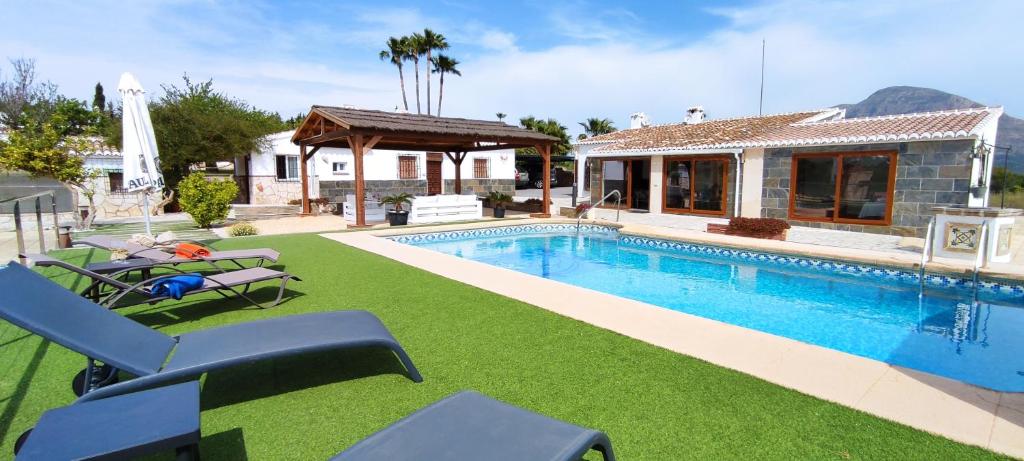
[397,227,1024,391]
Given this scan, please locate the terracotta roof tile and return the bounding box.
[586,107,1001,154]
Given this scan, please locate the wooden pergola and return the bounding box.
[291,106,560,226]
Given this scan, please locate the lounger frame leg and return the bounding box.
[176,443,200,461]
[388,343,423,383]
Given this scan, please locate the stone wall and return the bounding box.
[319,180,428,204]
[442,179,515,196]
[249,176,304,205]
[761,140,976,237]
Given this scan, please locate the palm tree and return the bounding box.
[379,36,410,111]
[430,54,461,116]
[420,29,449,115]
[406,32,424,114]
[578,117,617,139]
[496,112,506,122]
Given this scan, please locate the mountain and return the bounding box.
[836,86,1023,172]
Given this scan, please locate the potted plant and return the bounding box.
[380,193,413,226]
[488,191,513,218]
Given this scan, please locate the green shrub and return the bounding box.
[177,172,239,228]
[228,221,259,237]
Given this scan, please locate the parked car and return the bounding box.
[515,168,530,188]
[532,168,558,189]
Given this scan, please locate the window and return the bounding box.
[663,157,728,215]
[789,151,897,225]
[332,162,348,175]
[473,158,489,178]
[276,155,300,181]
[108,172,124,193]
[398,156,418,179]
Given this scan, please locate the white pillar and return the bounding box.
[649,156,664,214]
[740,148,764,218]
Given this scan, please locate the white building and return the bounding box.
[236,130,518,206]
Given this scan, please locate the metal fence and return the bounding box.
[0,191,64,264]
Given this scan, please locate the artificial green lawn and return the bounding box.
[0,233,1008,460]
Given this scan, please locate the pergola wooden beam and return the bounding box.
[293,106,559,226]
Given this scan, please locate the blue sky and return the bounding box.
[1,0,1022,136]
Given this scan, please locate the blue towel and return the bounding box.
[150,274,204,300]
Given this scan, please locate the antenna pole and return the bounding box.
[759,39,766,116]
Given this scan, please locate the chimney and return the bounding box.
[684,105,705,124]
[629,112,651,129]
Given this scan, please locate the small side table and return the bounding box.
[16,381,201,460]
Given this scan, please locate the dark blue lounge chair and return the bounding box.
[331,391,617,461]
[0,263,422,402]
[15,381,201,460]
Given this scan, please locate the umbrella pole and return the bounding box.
[143,192,152,236]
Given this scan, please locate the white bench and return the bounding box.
[409,195,482,224]
[343,194,386,222]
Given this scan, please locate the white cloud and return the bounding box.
[1,0,1021,140]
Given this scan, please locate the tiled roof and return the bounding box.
[587,107,1001,154]
[309,106,559,142]
[739,107,1001,148]
[584,111,827,153]
[72,137,122,157]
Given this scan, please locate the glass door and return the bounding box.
[662,157,728,215]
[630,159,650,211]
[601,160,629,208]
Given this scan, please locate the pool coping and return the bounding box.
[322,222,1024,458]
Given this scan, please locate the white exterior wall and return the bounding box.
[739,148,765,218]
[973,116,1001,207]
[246,130,516,203]
[80,155,147,218]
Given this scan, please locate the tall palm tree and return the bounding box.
[578,117,617,139]
[420,29,448,115]
[430,54,460,116]
[379,36,409,111]
[496,112,506,122]
[406,32,424,114]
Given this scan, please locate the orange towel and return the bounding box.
[174,243,211,259]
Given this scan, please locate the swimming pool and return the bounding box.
[393,224,1024,391]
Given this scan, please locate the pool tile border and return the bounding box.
[387,222,1024,299]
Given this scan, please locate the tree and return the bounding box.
[0,109,101,228]
[419,29,448,115]
[496,112,506,122]
[517,116,572,156]
[578,117,616,140]
[379,36,410,111]
[92,82,106,110]
[105,75,286,194]
[430,54,460,116]
[0,58,58,129]
[406,32,424,114]
[992,167,1024,193]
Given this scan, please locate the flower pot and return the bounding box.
[493,206,506,218]
[387,211,409,226]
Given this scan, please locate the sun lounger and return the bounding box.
[23,253,299,309]
[330,390,616,461]
[75,235,280,269]
[14,381,201,460]
[0,262,423,402]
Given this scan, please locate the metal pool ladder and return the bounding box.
[576,190,622,231]
[971,221,990,304]
[918,217,935,294]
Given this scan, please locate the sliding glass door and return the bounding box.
[789,151,897,225]
[663,157,729,215]
[601,160,628,207]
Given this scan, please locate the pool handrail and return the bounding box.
[918,216,935,294]
[577,190,622,230]
[972,221,989,304]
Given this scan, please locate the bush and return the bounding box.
[726,217,790,237]
[228,221,259,237]
[177,172,239,228]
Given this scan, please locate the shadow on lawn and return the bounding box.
[202,427,248,460]
[199,347,412,411]
[0,339,49,442]
[124,286,307,328]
